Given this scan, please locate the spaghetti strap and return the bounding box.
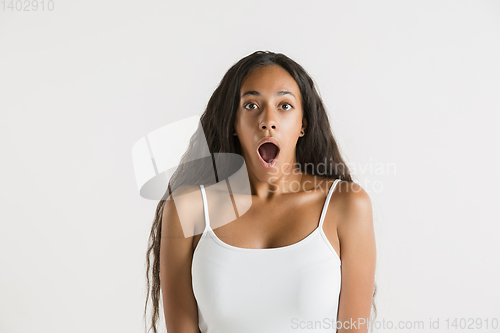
[318,179,341,229]
[199,184,211,232]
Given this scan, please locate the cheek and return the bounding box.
[282,117,302,133]
[234,112,251,131]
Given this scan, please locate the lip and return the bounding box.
[256,137,281,169]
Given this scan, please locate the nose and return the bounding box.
[259,107,278,131]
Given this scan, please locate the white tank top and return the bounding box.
[191,179,342,333]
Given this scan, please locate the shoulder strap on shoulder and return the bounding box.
[199,184,211,231]
[318,179,341,228]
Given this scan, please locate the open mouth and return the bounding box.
[257,142,280,168]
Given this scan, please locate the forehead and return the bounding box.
[240,65,300,95]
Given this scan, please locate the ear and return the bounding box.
[301,117,307,132]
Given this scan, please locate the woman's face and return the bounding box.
[233,65,306,181]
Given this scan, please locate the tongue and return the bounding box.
[258,143,279,163]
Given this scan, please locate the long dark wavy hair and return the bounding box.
[144,50,377,333]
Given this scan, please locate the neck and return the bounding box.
[248,163,304,200]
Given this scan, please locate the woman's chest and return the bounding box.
[191,190,333,251]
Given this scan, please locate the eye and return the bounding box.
[280,102,293,111]
[243,102,258,110]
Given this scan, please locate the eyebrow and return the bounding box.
[241,90,296,98]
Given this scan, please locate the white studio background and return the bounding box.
[1,1,499,332]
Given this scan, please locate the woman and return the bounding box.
[144,51,377,333]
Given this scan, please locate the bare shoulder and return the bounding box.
[335,181,372,211]
[333,180,374,240]
[162,184,204,240]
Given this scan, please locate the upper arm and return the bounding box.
[336,181,376,333]
[160,186,201,333]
